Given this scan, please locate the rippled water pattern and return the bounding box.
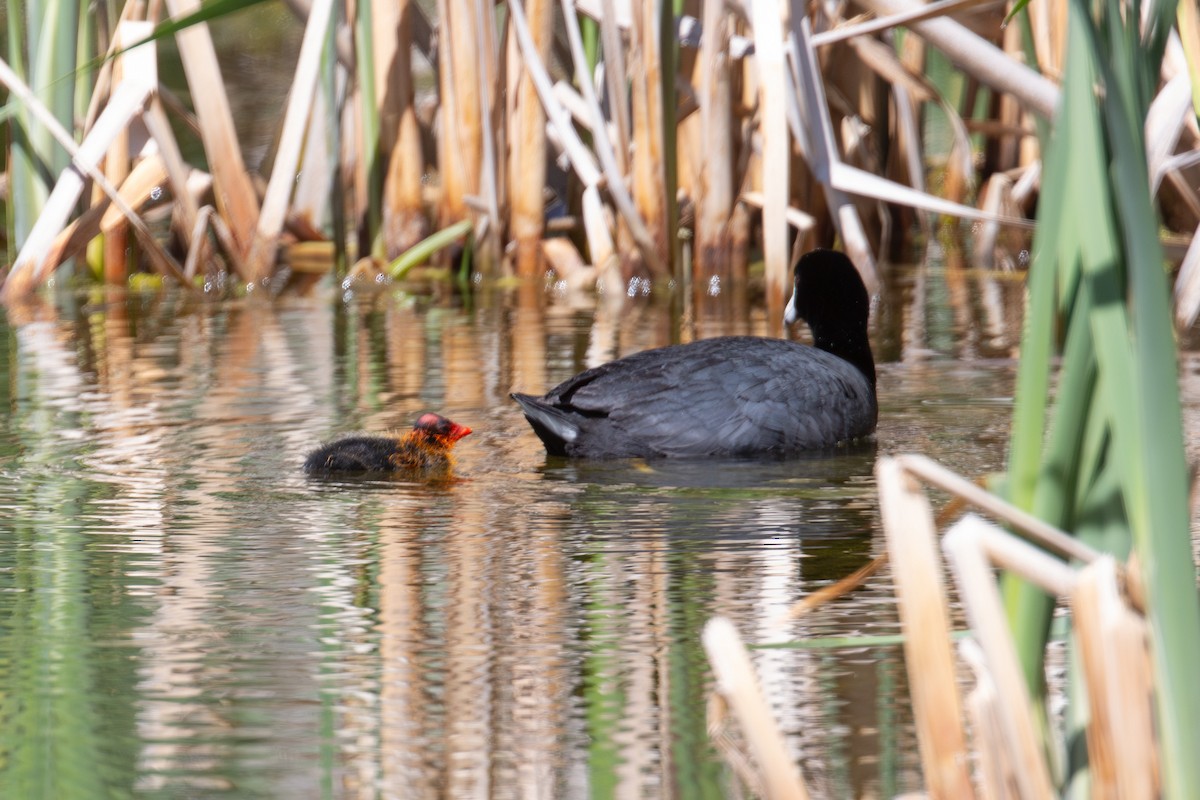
[0,270,1152,799]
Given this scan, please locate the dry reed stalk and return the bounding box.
[558,0,660,283]
[290,72,335,241]
[509,0,553,276]
[750,0,789,330]
[1180,0,1200,120]
[739,192,816,235]
[244,0,334,280]
[506,1,601,192]
[894,31,932,235]
[786,12,879,291]
[143,97,201,246]
[382,0,430,256]
[809,0,997,46]
[628,0,670,277]
[853,0,1059,120]
[691,0,734,281]
[875,457,976,800]
[183,206,250,282]
[540,237,596,305]
[581,186,622,306]
[597,0,631,175]
[472,0,502,264]
[1146,73,1193,195]
[1071,556,1159,800]
[702,617,810,800]
[436,0,483,229]
[165,0,261,263]
[941,515,1067,799]
[989,17,1030,177]
[974,173,1013,270]
[362,0,404,259]
[799,15,1035,252]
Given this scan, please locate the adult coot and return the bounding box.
[304,413,472,474]
[511,249,875,458]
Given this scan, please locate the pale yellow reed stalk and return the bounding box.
[702,617,810,800]
[876,457,977,800]
[436,0,483,229]
[691,0,734,281]
[558,0,660,280]
[750,0,789,330]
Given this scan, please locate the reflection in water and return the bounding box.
[0,272,1053,798]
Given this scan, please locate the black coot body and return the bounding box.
[511,249,876,458]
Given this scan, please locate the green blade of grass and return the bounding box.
[387,219,474,280]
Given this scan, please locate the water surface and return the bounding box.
[0,266,1156,799]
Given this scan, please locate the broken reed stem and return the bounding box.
[702,617,810,800]
[895,454,1100,563]
[941,515,1057,799]
[959,639,1021,799]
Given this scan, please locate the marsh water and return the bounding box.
[0,262,1193,799]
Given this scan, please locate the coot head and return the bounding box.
[412,413,473,444]
[784,249,874,387]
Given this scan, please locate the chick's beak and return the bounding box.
[448,423,472,442]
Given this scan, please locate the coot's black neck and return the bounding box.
[812,323,876,390]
